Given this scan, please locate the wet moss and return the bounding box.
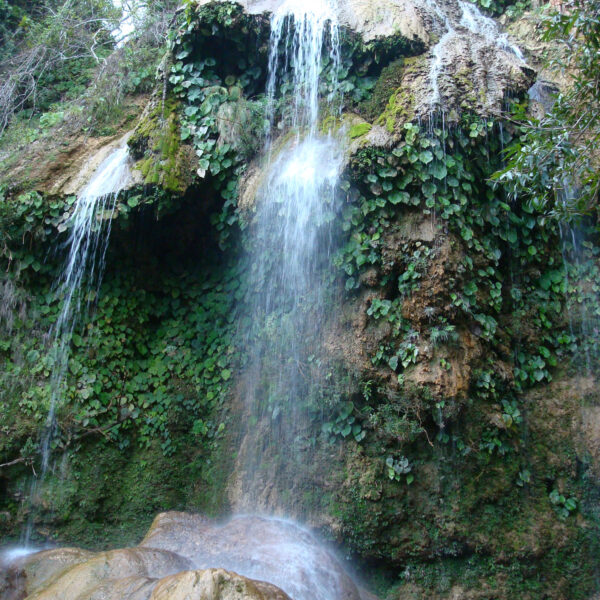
[349,123,372,139]
[129,97,194,195]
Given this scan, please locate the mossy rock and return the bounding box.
[129,97,195,195]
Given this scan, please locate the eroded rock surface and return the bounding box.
[150,569,291,600]
[194,0,532,117]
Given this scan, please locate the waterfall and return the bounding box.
[236,0,344,512]
[427,0,525,108]
[23,145,131,545]
[458,1,525,61]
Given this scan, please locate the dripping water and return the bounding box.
[237,0,344,512]
[21,145,131,546]
[427,0,525,109]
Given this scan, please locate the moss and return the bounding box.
[129,96,193,195]
[349,123,372,139]
[370,56,423,132]
[357,59,405,121]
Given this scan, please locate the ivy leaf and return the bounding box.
[419,150,433,164]
[180,126,191,141]
[431,162,447,180]
[422,181,437,198]
[388,191,409,205]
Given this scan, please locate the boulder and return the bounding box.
[24,547,192,600]
[141,512,361,600]
[1,513,361,600]
[149,568,290,600]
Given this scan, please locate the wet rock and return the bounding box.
[196,0,429,44]
[141,512,361,600]
[25,548,192,600]
[193,0,533,118]
[150,568,291,600]
[79,575,158,600]
[0,547,94,600]
[3,513,360,600]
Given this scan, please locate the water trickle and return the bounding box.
[24,145,131,543]
[237,0,344,511]
[428,0,455,108]
[267,0,340,133]
[427,0,525,109]
[458,1,525,61]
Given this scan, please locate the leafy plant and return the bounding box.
[385,455,414,484]
[322,401,366,443]
[549,489,578,519]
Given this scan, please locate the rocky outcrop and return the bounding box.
[140,512,361,600]
[194,0,533,118]
[150,569,291,600]
[0,99,145,196]
[2,512,359,600]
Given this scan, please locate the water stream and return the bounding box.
[237,0,344,511]
[22,145,131,546]
[427,0,525,107]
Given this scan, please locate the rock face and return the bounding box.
[212,0,430,43]
[1,512,359,600]
[194,0,532,117]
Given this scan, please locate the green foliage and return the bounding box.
[549,489,578,519]
[349,122,372,139]
[495,0,600,219]
[469,0,530,17]
[0,241,242,462]
[385,455,413,484]
[501,399,522,431]
[334,115,586,469]
[322,401,366,442]
[429,323,458,347]
[0,0,120,133]
[167,1,273,246]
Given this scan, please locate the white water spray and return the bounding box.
[427,0,525,108]
[23,145,130,544]
[238,0,344,511]
[458,1,525,61]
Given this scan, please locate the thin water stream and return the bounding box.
[427,0,525,107]
[21,145,131,547]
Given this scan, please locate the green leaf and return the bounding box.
[419,150,433,164]
[431,162,447,180]
[564,498,577,511]
[422,182,437,198]
[388,191,409,205]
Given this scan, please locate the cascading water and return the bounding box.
[427,0,525,108]
[235,0,344,512]
[21,145,131,546]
